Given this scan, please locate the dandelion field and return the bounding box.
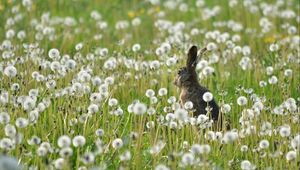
[0,0,299,169]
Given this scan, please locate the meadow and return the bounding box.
[0,0,299,169]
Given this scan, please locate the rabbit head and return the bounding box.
[174,46,206,88]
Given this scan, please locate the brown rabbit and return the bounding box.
[174,46,219,121]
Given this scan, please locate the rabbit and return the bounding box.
[174,45,220,122]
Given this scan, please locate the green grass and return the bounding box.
[0,0,299,169]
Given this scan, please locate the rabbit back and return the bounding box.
[180,85,219,120]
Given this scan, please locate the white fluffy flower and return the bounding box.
[72,135,86,147]
[203,92,213,102]
[112,138,123,149]
[133,102,147,115]
[4,65,17,77]
[174,108,188,121]
[237,96,248,106]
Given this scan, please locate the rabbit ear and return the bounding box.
[187,46,198,70]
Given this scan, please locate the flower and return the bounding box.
[241,160,253,170]
[222,104,231,113]
[237,96,248,106]
[58,135,71,148]
[95,129,105,137]
[72,135,86,147]
[184,101,193,110]
[174,108,188,121]
[112,138,123,149]
[223,131,238,143]
[259,139,269,149]
[203,92,213,102]
[268,76,278,84]
[158,88,168,96]
[286,151,297,161]
[81,152,95,164]
[145,89,155,98]
[133,102,147,115]
[4,65,17,77]
[108,98,118,107]
[15,117,29,128]
[132,44,141,52]
[181,153,194,166]
[155,164,170,170]
[291,135,300,150]
[48,48,60,60]
[279,126,291,137]
[59,147,73,158]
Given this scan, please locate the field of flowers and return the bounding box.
[0,0,299,169]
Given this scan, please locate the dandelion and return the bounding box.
[15,117,29,128]
[268,76,278,84]
[266,66,273,75]
[54,158,65,169]
[112,138,123,149]
[237,96,248,106]
[286,151,297,161]
[181,153,194,166]
[0,138,13,150]
[223,131,238,143]
[279,126,291,137]
[4,65,17,77]
[119,150,131,161]
[95,129,105,137]
[199,144,211,154]
[155,164,170,170]
[284,69,293,77]
[222,104,231,113]
[158,88,168,96]
[207,42,217,51]
[108,98,118,107]
[37,146,48,156]
[269,43,279,52]
[58,135,71,148]
[72,135,86,147]
[291,135,300,150]
[88,104,99,114]
[48,48,60,60]
[259,139,269,149]
[147,107,156,115]
[241,160,253,170]
[59,147,73,158]
[4,124,16,137]
[133,102,147,115]
[0,112,10,124]
[174,108,188,121]
[146,89,155,98]
[132,44,141,52]
[241,145,248,152]
[184,101,193,110]
[81,152,95,164]
[203,92,213,102]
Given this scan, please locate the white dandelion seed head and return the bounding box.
[112,138,123,149]
[4,65,17,77]
[203,92,213,102]
[133,102,147,115]
[237,96,248,106]
[184,101,193,110]
[72,135,86,147]
[286,151,297,161]
[174,108,188,121]
[58,135,71,148]
[158,88,168,96]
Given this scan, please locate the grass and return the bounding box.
[0,0,299,169]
